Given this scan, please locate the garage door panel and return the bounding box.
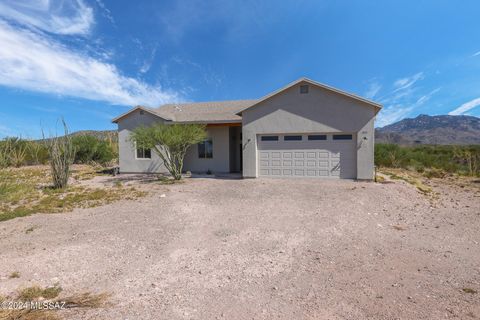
[294,169,304,176]
[271,160,281,166]
[319,160,329,168]
[271,169,281,175]
[306,160,316,167]
[319,169,329,177]
[294,160,304,166]
[283,160,293,166]
[259,152,269,159]
[258,134,356,179]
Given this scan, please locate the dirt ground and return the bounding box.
[1,174,479,319]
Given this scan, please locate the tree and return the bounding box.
[131,124,207,180]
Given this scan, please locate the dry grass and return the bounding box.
[0,285,109,320]
[18,285,62,301]
[61,292,110,309]
[380,168,433,194]
[8,272,20,279]
[462,288,478,294]
[0,165,146,222]
[392,225,407,231]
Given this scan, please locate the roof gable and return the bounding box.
[111,106,172,123]
[237,77,382,115]
[112,78,382,124]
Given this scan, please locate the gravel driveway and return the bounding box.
[1,176,479,319]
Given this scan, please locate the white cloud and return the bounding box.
[0,124,15,137]
[393,72,424,92]
[0,21,179,106]
[448,97,480,115]
[472,51,480,57]
[0,0,94,35]
[415,87,441,106]
[94,0,115,24]
[139,46,158,74]
[376,105,414,128]
[376,76,440,127]
[365,82,381,99]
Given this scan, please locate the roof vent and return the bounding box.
[300,85,309,94]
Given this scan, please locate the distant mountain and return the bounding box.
[376,114,480,145]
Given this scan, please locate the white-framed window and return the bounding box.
[198,138,213,159]
[134,142,151,159]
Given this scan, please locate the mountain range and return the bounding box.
[375,114,480,145]
[64,115,480,146]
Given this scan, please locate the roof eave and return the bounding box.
[170,119,242,124]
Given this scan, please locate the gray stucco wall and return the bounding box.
[241,81,376,179]
[118,109,168,173]
[183,126,230,173]
[118,111,231,174]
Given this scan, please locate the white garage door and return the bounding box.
[258,134,356,178]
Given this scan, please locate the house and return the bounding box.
[112,78,382,179]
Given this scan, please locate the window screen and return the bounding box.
[136,148,151,159]
[198,138,213,158]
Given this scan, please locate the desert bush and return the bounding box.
[26,141,49,165]
[0,137,28,167]
[375,144,480,176]
[131,123,206,180]
[0,139,12,168]
[0,138,49,167]
[44,121,76,189]
[72,135,116,165]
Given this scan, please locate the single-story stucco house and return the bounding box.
[112,78,382,179]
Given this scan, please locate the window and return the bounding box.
[284,135,302,141]
[300,85,309,94]
[136,147,151,159]
[333,134,353,140]
[308,135,327,141]
[261,136,279,141]
[198,138,213,158]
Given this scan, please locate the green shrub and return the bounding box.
[0,138,49,167]
[375,144,480,176]
[72,135,116,165]
[25,141,49,165]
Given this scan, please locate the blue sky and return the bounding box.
[1,0,480,138]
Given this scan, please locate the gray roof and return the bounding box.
[151,99,257,123]
[112,77,382,124]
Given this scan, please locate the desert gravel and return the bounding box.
[1,175,479,319]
